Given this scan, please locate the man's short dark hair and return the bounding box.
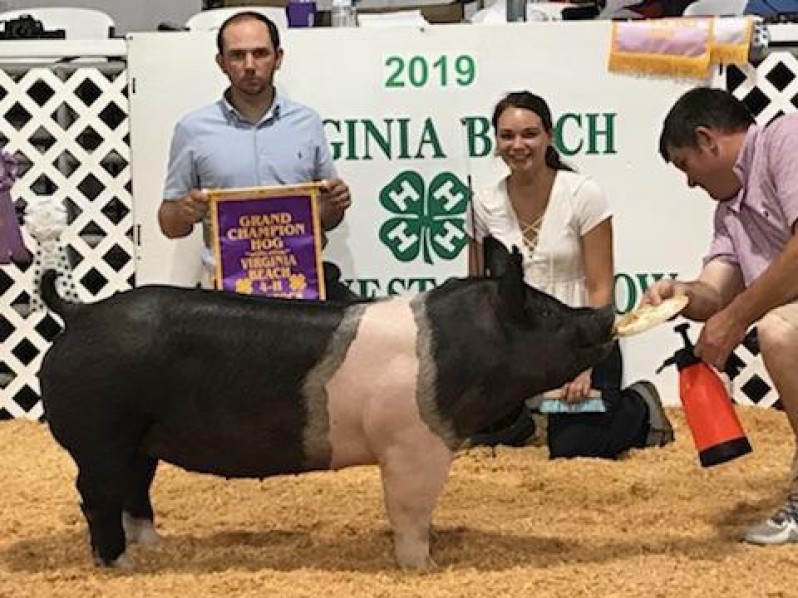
[658,87,754,162]
[216,11,281,55]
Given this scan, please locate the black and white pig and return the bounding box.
[38,239,615,570]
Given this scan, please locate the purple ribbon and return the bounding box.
[0,150,31,265]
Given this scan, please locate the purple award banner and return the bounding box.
[211,186,325,300]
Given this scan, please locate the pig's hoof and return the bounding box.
[397,553,437,572]
[112,552,134,569]
[123,512,160,546]
[94,551,134,569]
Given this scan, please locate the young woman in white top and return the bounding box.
[467,91,674,458]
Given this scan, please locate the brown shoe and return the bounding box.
[629,380,675,447]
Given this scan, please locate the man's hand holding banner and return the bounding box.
[209,182,326,300]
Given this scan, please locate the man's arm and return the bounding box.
[644,259,744,321]
[696,230,798,369]
[722,230,798,327]
[158,190,209,239]
[160,119,206,239]
[318,178,351,231]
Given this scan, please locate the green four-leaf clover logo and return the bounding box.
[379,171,469,264]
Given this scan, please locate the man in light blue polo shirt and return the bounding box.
[645,87,798,546]
[159,10,353,296]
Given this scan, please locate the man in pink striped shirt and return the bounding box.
[647,87,798,545]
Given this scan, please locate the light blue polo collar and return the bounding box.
[219,88,283,126]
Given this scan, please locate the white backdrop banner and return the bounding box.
[128,22,717,405]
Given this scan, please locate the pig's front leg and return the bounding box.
[379,439,452,571]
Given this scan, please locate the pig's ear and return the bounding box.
[483,236,512,277]
[497,246,526,319]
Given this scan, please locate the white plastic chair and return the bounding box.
[186,6,289,31]
[682,0,748,16]
[470,0,568,23]
[0,7,114,40]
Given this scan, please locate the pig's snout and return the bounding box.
[577,304,615,345]
[574,304,616,363]
[597,304,616,339]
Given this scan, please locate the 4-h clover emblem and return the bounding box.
[289,272,307,292]
[379,171,469,264]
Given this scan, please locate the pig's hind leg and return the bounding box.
[72,432,151,568]
[379,441,453,571]
[122,454,160,546]
[76,457,132,568]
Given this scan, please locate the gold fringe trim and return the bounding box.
[710,44,750,65]
[608,16,756,79]
[608,52,710,79]
[710,17,754,65]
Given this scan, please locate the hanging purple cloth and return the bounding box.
[0,149,31,265]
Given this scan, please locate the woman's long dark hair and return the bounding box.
[492,91,573,172]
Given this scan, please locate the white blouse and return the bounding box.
[468,170,612,308]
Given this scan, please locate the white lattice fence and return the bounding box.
[727,52,798,125]
[0,59,134,420]
[722,51,798,408]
